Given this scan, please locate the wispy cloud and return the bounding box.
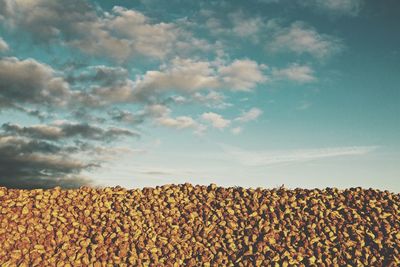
[221,144,378,166]
[204,11,266,43]
[272,64,316,83]
[302,0,363,16]
[296,101,312,110]
[231,127,243,135]
[235,108,263,123]
[201,112,231,129]
[146,104,203,131]
[259,0,363,16]
[156,116,197,130]
[268,21,343,59]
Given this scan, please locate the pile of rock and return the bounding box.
[0,184,399,266]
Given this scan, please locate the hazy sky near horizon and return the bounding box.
[0,0,399,191]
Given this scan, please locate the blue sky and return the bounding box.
[0,0,399,191]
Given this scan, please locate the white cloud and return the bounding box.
[78,6,209,61]
[201,112,231,129]
[156,116,197,129]
[145,104,171,118]
[77,57,266,107]
[229,12,264,40]
[147,104,201,130]
[0,1,211,61]
[66,6,185,61]
[134,58,267,100]
[222,145,378,166]
[218,59,267,91]
[204,11,265,43]
[169,95,187,104]
[193,91,224,103]
[272,64,316,83]
[110,103,206,132]
[236,108,263,122]
[136,58,219,95]
[0,37,9,52]
[269,21,343,59]
[192,91,232,109]
[87,79,135,105]
[205,17,226,36]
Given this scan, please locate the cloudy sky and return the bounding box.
[0,0,399,191]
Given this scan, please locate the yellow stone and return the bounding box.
[18,225,26,233]
[22,206,29,215]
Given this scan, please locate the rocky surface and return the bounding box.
[0,184,399,266]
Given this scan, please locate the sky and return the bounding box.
[0,0,399,191]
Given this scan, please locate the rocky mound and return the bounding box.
[0,184,399,266]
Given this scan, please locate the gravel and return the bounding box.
[0,184,399,266]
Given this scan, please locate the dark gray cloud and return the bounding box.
[57,122,139,141]
[1,122,140,141]
[107,104,192,127]
[23,109,49,121]
[70,108,107,124]
[0,176,91,190]
[0,0,95,42]
[0,53,143,189]
[0,136,62,154]
[108,109,146,124]
[81,79,136,106]
[0,135,95,189]
[0,57,73,108]
[0,120,139,189]
[65,65,137,107]
[67,65,129,87]
[0,98,50,121]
